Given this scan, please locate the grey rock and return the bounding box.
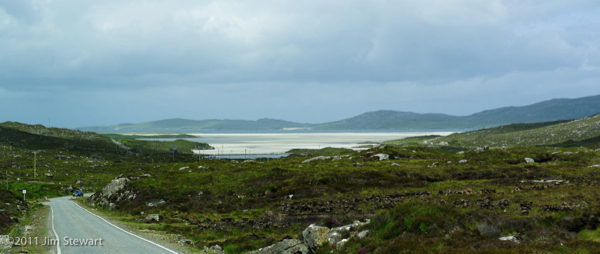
[458,159,468,164]
[44,173,53,178]
[201,244,225,254]
[524,158,535,163]
[391,163,400,166]
[139,174,152,178]
[372,153,389,160]
[332,156,342,161]
[499,235,519,243]
[249,239,309,254]
[146,199,166,207]
[0,235,11,250]
[336,239,349,250]
[328,232,342,245]
[357,230,369,240]
[145,214,161,222]
[302,225,331,251]
[101,178,129,198]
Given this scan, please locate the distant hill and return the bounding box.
[78,94,600,131]
[313,94,600,130]
[79,118,311,132]
[311,110,466,130]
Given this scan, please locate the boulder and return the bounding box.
[0,235,11,250]
[302,156,331,163]
[101,178,129,198]
[332,156,342,161]
[499,235,519,243]
[391,163,400,166]
[139,174,152,178]
[201,244,226,254]
[145,214,161,222]
[44,173,54,178]
[336,239,349,250]
[146,199,166,207]
[249,239,309,254]
[357,230,369,240]
[524,158,535,163]
[328,232,342,245]
[458,159,468,164]
[302,225,331,251]
[179,166,189,171]
[372,153,389,160]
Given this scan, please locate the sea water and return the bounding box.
[139,130,461,158]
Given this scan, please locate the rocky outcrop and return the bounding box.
[249,219,370,253]
[88,175,148,208]
[371,153,389,160]
[524,158,535,163]
[200,244,225,254]
[145,214,161,222]
[302,225,330,251]
[249,239,309,254]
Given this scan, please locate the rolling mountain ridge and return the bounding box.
[78,94,600,131]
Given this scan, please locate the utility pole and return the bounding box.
[33,151,39,180]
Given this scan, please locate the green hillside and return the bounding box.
[434,114,600,148]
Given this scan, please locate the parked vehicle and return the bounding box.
[73,190,84,197]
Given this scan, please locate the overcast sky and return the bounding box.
[1,0,599,128]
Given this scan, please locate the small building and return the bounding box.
[439,141,449,146]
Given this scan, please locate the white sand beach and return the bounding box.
[159,132,456,155]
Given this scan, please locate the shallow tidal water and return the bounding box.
[144,132,455,156]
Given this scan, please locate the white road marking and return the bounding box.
[73,202,179,254]
[50,206,62,254]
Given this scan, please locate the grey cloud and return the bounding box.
[1,0,600,127]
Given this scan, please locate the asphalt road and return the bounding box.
[46,196,179,254]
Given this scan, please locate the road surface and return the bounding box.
[46,196,179,254]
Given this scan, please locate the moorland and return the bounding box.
[1,114,600,253]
